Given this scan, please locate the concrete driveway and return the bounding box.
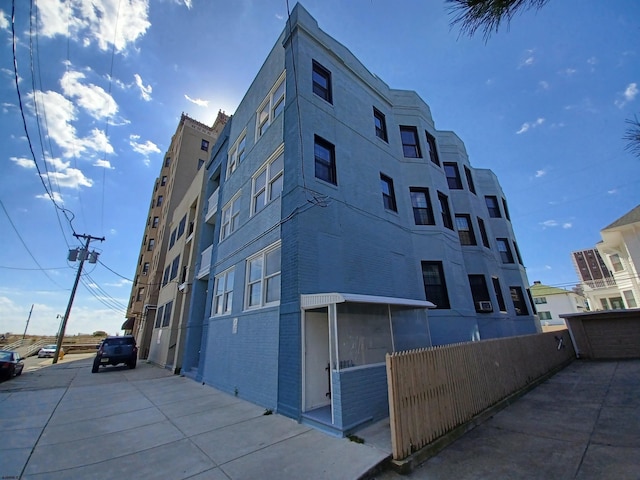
[0,355,388,480]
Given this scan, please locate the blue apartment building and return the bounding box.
[182,4,540,435]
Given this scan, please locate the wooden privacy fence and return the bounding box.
[386,331,575,461]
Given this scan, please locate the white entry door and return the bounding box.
[303,309,331,411]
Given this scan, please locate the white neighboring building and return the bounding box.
[530,281,587,329]
[597,204,640,310]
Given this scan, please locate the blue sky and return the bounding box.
[1,0,639,336]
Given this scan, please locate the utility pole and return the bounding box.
[23,304,34,339]
[53,233,105,364]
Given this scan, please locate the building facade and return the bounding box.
[571,205,640,312]
[182,5,539,435]
[530,281,587,329]
[125,112,227,362]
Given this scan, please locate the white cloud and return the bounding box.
[185,94,209,107]
[28,90,114,158]
[516,117,545,134]
[541,220,558,228]
[608,189,618,194]
[44,157,93,189]
[130,135,160,165]
[10,157,36,169]
[104,279,132,287]
[36,191,63,203]
[38,0,150,53]
[615,82,638,108]
[61,70,118,119]
[0,9,9,30]
[275,13,285,20]
[562,223,572,229]
[94,159,113,169]
[518,49,535,68]
[538,80,549,90]
[134,74,152,101]
[535,169,546,178]
[587,56,597,65]
[559,68,577,76]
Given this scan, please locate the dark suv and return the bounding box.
[92,335,138,373]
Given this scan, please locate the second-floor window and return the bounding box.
[213,269,234,315]
[410,188,435,225]
[246,243,281,308]
[314,135,337,185]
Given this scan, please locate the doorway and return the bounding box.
[303,307,331,413]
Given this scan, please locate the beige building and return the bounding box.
[124,112,228,363]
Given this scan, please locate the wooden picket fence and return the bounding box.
[386,330,575,460]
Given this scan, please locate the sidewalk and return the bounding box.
[0,356,388,480]
[369,359,640,480]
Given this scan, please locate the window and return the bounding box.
[257,73,286,138]
[538,311,552,320]
[464,166,476,194]
[312,60,332,103]
[623,290,637,308]
[220,194,240,241]
[478,217,490,248]
[437,192,453,230]
[456,214,477,245]
[246,243,281,308]
[513,241,523,265]
[142,262,150,275]
[152,217,159,228]
[213,269,234,315]
[162,265,170,286]
[201,139,209,151]
[177,215,187,239]
[136,287,144,302]
[502,198,511,221]
[610,254,624,272]
[468,275,491,312]
[510,286,529,315]
[497,238,514,263]
[534,296,547,304]
[421,261,450,309]
[485,196,501,218]
[154,305,164,328]
[156,195,164,207]
[170,255,180,281]
[198,158,205,170]
[410,188,435,225]
[373,107,388,142]
[400,126,421,158]
[380,174,397,211]
[314,135,337,185]
[162,301,173,327]
[492,277,507,312]
[252,150,284,214]
[169,229,177,249]
[161,176,167,186]
[601,298,609,310]
[444,162,463,189]
[147,239,155,251]
[425,131,440,166]
[164,157,170,167]
[227,132,247,176]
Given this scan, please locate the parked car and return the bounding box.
[0,350,24,380]
[92,335,137,373]
[38,344,64,359]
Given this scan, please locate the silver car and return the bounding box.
[38,344,64,358]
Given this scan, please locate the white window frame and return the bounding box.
[220,192,241,241]
[251,145,284,216]
[245,242,281,310]
[213,268,234,316]
[256,71,286,140]
[227,129,247,177]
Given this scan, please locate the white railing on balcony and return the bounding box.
[196,244,213,279]
[205,187,220,224]
[584,277,617,290]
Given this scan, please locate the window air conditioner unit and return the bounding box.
[477,301,493,312]
[142,271,148,275]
